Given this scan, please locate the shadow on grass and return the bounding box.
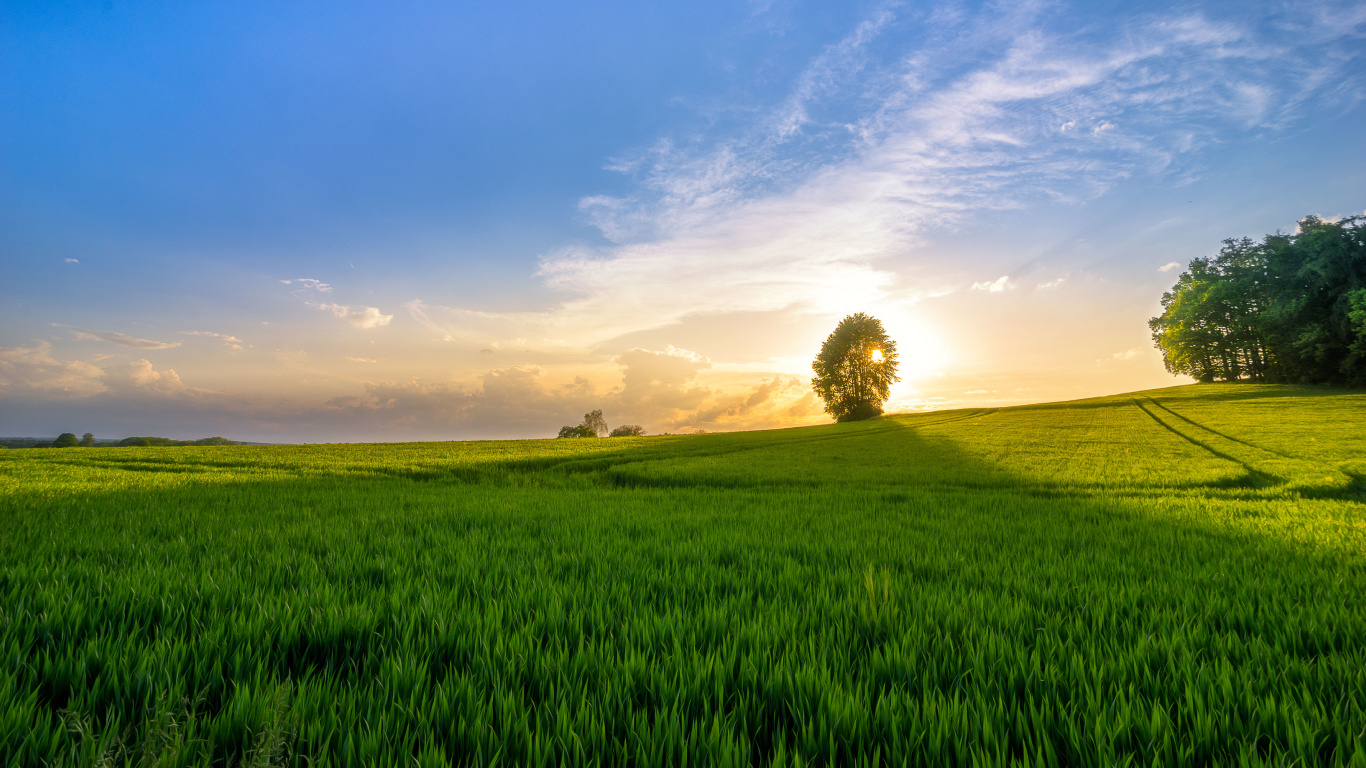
[3,401,1365,766]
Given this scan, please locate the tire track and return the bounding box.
[1130,399,1272,483]
[1133,397,1357,497]
[1144,398,1301,461]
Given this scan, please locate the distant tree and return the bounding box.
[557,410,609,438]
[582,409,607,437]
[609,424,646,437]
[811,313,901,422]
[52,432,79,448]
[79,432,96,447]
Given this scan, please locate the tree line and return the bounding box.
[1149,215,1366,386]
[2,434,240,449]
[556,410,647,438]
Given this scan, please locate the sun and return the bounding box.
[870,349,884,363]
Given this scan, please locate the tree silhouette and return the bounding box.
[811,313,900,422]
[557,409,608,438]
[582,409,607,437]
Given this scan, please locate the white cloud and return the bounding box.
[281,278,332,292]
[64,258,79,264]
[183,331,244,352]
[0,342,106,398]
[346,357,378,364]
[311,303,393,329]
[105,359,188,395]
[72,329,182,349]
[973,276,1013,293]
[1038,275,1067,288]
[1159,261,1182,272]
[0,345,200,400]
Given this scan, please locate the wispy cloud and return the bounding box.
[346,357,378,363]
[1099,348,1145,364]
[72,329,182,349]
[182,331,245,351]
[64,258,79,264]
[311,302,393,329]
[281,278,332,292]
[973,276,1013,293]
[1159,261,1183,272]
[410,2,1363,356]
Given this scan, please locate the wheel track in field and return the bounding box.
[1129,399,1271,483]
[1132,397,1358,498]
[1143,398,1301,461]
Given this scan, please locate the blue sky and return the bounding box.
[2,0,1364,441]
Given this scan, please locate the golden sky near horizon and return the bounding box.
[4,1,1362,441]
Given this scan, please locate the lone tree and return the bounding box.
[557,409,608,438]
[811,313,900,422]
[52,432,79,448]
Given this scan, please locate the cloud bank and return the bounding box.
[2,342,820,440]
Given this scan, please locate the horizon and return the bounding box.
[3,0,1364,442]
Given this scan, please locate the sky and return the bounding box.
[2,0,1364,442]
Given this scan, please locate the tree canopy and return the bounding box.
[1149,215,1366,386]
[811,313,901,422]
[557,409,608,438]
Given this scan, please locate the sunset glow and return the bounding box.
[2,1,1363,442]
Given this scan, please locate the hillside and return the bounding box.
[2,383,1364,766]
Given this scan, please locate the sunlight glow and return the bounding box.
[870,349,884,363]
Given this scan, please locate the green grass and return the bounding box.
[2,382,1364,767]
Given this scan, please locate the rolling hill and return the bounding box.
[2,383,1363,766]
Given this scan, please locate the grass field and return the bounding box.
[2,383,1365,767]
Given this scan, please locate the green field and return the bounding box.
[3,383,1365,766]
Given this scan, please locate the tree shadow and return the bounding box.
[3,409,1364,766]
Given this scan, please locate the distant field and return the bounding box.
[2,383,1364,766]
